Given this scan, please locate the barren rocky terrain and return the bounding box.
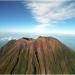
[0,36,75,74]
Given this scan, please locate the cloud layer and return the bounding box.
[0,37,13,41]
[26,0,75,33]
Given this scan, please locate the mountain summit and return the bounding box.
[0,36,75,74]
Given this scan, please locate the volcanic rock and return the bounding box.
[0,36,75,74]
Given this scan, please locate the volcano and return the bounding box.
[0,36,75,74]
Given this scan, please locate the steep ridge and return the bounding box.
[0,36,75,74]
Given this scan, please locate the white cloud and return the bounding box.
[32,24,49,33]
[0,37,13,41]
[25,0,75,33]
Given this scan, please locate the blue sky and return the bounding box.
[0,0,75,35]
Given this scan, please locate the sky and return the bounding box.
[0,0,75,35]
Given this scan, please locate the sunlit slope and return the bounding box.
[0,36,75,74]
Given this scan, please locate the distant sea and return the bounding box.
[54,34,75,51]
[0,32,75,51]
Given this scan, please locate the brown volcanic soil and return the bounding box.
[0,36,75,74]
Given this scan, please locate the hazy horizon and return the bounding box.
[0,32,75,51]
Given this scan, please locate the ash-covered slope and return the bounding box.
[0,36,75,74]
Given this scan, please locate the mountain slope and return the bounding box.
[0,36,75,74]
